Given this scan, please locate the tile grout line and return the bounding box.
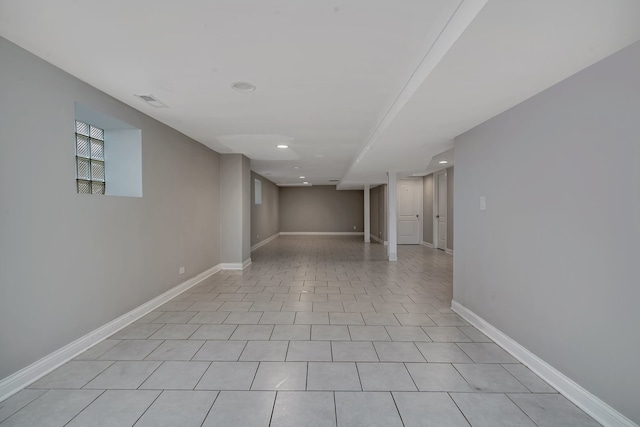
[60,389,106,427]
[267,390,278,426]
[447,392,474,427]
[130,388,163,426]
[191,361,213,391]
[504,393,542,426]
[198,390,220,427]
[389,391,407,427]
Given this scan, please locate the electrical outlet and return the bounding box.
[179,266,185,275]
[353,225,356,230]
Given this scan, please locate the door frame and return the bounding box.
[433,170,447,250]
[396,177,423,245]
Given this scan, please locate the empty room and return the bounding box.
[1,1,639,426]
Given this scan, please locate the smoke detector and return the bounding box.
[232,82,256,92]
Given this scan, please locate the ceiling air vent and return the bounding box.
[134,94,168,108]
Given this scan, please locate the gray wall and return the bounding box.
[422,169,452,250]
[454,42,640,423]
[241,156,251,262]
[280,186,364,233]
[370,184,388,242]
[0,37,221,380]
[220,154,251,264]
[251,172,280,246]
[370,185,380,241]
[446,167,454,251]
[423,174,434,244]
[377,184,387,241]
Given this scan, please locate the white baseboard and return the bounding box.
[445,248,454,255]
[220,263,241,269]
[370,235,388,245]
[220,258,252,270]
[280,232,364,236]
[0,264,222,403]
[451,300,637,427]
[251,233,280,252]
[421,241,434,248]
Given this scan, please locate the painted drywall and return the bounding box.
[454,42,640,423]
[380,184,387,241]
[251,172,279,247]
[220,154,251,265]
[429,168,453,250]
[446,167,454,251]
[423,174,434,244]
[241,155,251,262]
[279,186,364,233]
[103,128,143,197]
[370,184,388,242]
[370,185,381,241]
[0,37,221,380]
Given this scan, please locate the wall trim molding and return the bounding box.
[370,235,389,246]
[445,248,454,255]
[421,241,434,248]
[451,300,637,427]
[220,258,252,270]
[251,233,280,252]
[219,263,241,270]
[280,232,364,236]
[0,264,222,403]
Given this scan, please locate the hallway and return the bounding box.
[0,237,599,426]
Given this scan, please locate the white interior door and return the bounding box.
[437,172,447,250]
[397,178,422,244]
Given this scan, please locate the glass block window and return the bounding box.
[75,121,105,194]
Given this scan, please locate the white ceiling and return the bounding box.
[1,0,639,188]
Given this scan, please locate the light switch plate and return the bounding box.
[480,196,486,211]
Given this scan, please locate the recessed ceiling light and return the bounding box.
[293,166,300,169]
[439,160,448,164]
[277,144,289,149]
[231,81,256,92]
[299,176,305,179]
[303,181,309,184]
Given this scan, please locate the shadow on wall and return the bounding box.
[251,172,280,246]
[422,168,453,252]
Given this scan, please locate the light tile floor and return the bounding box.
[0,236,601,426]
